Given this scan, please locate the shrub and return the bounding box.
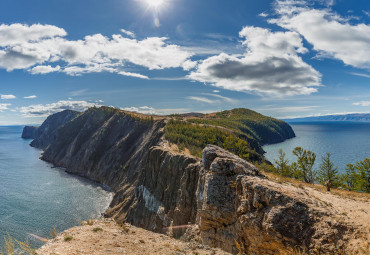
[64,235,73,242]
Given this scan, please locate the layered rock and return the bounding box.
[195,145,359,254]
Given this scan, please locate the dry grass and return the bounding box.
[15,238,36,254]
[234,240,246,255]
[50,225,57,239]
[1,234,36,255]
[262,171,370,201]
[4,233,15,255]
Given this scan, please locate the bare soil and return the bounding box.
[36,219,231,255]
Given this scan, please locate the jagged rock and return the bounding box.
[195,146,358,254]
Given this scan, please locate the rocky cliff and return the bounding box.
[21,126,39,139]
[30,109,80,149]
[26,107,368,254]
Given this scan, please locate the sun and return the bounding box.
[144,0,164,8]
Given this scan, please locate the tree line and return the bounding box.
[271,147,370,193]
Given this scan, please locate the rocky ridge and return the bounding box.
[26,107,369,254]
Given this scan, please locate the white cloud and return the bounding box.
[0,103,11,111]
[201,93,237,103]
[0,24,195,77]
[121,106,190,115]
[1,94,16,99]
[187,93,237,104]
[350,72,370,79]
[270,0,370,70]
[117,71,149,79]
[122,106,157,114]
[120,29,135,38]
[258,105,319,112]
[212,90,220,93]
[186,96,216,104]
[258,12,268,18]
[188,26,321,96]
[29,65,60,74]
[24,95,37,99]
[19,100,102,117]
[353,101,370,107]
[0,23,66,47]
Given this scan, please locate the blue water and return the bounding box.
[0,126,112,250]
[263,122,370,172]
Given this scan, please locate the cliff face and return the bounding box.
[31,109,80,149]
[26,107,364,254]
[196,146,328,254]
[21,126,39,139]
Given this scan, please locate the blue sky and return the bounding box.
[0,0,370,125]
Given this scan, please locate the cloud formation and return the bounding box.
[270,0,370,70]
[353,101,370,107]
[187,93,237,104]
[188,26,321,95]
[0,103,11,111]
[24,95,37,99]
[0,24,195,78]
[121,106,190,115]
[30,65,61,74]
[186,96,215,104]
[19,100,101,117]
[1,94,16,99]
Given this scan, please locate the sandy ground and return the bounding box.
[36,219,231,255]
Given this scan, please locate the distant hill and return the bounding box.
[285,113,370,122]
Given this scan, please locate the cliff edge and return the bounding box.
[25,107,368,254]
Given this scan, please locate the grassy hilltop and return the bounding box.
[164,108,295,163]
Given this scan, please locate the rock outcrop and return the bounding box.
[196,146,319,254]
[21,126,39,139]
[25,107,367,254]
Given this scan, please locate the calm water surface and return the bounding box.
[263,122,370,172]
[0,126,112,249]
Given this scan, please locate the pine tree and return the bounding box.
[344,164,357,190]
[318,153,339,188]
[354,158,370,193]
[292,147,316,183]
[274,149,290,176]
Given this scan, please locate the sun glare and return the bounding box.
[145,0,164,8]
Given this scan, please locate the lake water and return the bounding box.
[0,126,113,250]
[263,122,370,173]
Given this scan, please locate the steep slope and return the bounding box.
[30,109,80,149]
[26,106,368,254]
